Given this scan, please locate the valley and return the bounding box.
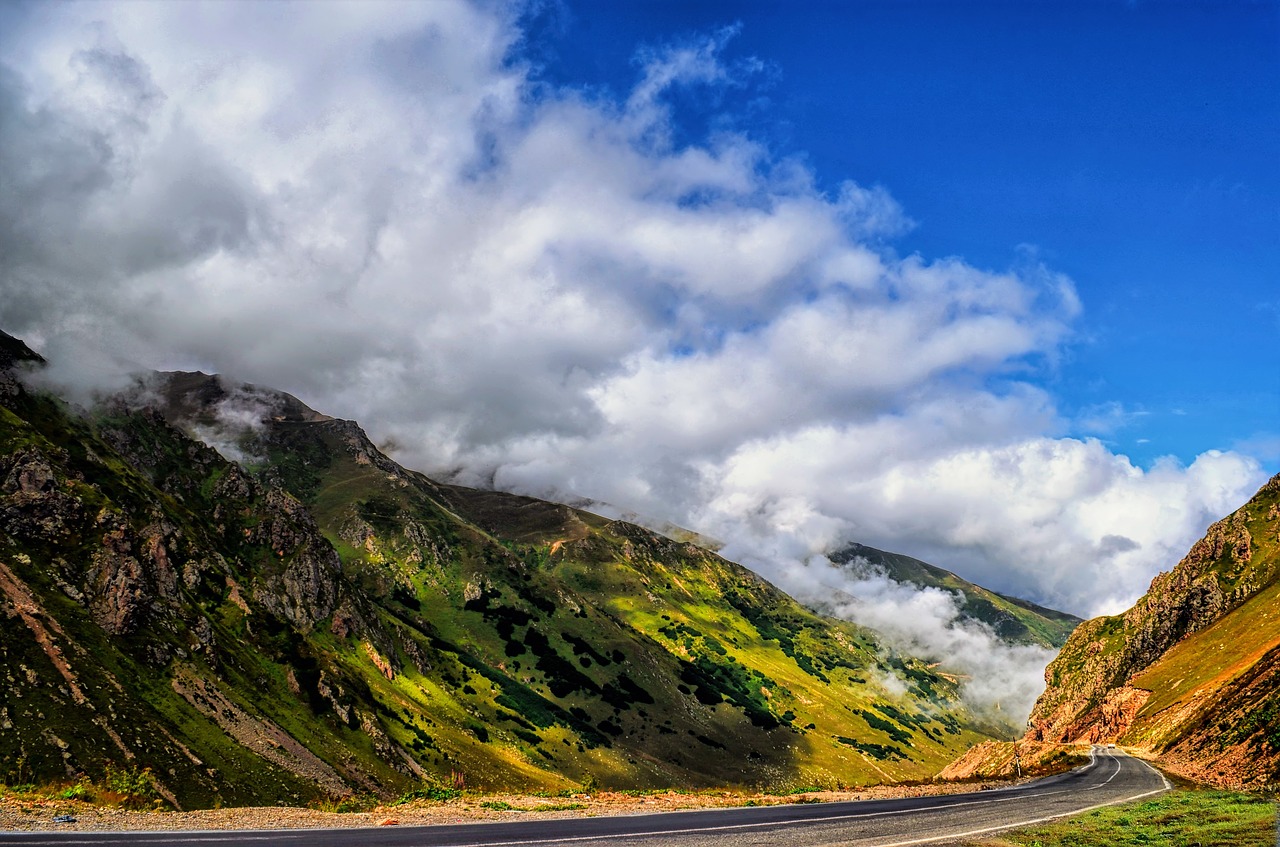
[0,335,1068,808]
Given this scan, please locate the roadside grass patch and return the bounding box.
[391,784,462,805]
[480,800,586,812]
[0,766,163,812]
[309,794,379,813]
[970,790,1275,847]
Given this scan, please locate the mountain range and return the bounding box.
[0,331,1077,807]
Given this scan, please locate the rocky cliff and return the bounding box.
[1026,473,1280,788]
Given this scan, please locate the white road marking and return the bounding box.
[871,785,1172,847]
[1086,755,1123,790]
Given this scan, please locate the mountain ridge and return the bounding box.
[829,542,1080,649]
[0,342,1076,807]
[1025,472,1280,788]
[0,350,992,805]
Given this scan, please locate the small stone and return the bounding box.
[378,817,399,826]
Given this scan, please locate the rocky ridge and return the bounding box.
[1025,473,1280,788]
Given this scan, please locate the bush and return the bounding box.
[393,781,462,805]
[59,779,94,802]
[102,763,159,809]
[311,794,378,813]
[337,795,377,813]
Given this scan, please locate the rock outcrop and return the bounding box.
[1026,473,1280,788]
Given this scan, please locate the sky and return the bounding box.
[527,0,1280,471]
[1,0,1276,720]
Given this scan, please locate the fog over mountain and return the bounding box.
[0,1,1265,719]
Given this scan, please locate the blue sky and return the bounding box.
[522,0,1280,471]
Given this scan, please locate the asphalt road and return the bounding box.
[0,748,1170,847]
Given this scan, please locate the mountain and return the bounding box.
[0,331,45,370]
[0,344,1007,808]
[1026,473,1280,788]
[829,543,1081,649]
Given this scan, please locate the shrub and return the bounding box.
[394,781,462,805]
[102,763,159,809]
[59,779,94,802]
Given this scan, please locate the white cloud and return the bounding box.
[822,563,1055,727]
[701,431,1259,615]
[1073,400,1148,436]
[0,1,1268,722]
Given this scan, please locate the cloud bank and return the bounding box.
[0,1,1266,719]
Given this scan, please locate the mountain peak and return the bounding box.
[0,330,44,370]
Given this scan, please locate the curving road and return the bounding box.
[0,748,1170,847]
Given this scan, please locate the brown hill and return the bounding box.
[1025,473,1280,789]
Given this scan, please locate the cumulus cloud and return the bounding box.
[0,1,1268,720]
[704,432,1260,615]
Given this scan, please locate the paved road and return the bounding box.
[0,748,1170,847]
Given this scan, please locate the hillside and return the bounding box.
[0,346,1005,808]
[829,543,1081,649]
[1027,473,1280,788]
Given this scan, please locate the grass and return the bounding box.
[970,790,1277,847]
[0,375,1009,806]
[479,800,587,812]
[1131,579,1280,722]
[0,768,166,811]
[308,794,379,813]
[392,784,462,805]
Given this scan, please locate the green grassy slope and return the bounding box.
[0,393,388,808]
[226,379,996,790]
[0,361,1003,808]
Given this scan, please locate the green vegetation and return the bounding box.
[836,736,909,762]
[393,783,462,804]
[480,799,586,811]
[972,790,1277,847]
[303,793,379,813]
[0,766,164,811]
[0,363,1014,807]
[101,764,163,809]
